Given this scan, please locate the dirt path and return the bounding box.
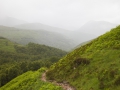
[41,72,76,90]
[41,72,46,82]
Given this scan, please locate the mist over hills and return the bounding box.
[0,17,118,51]
[67,31,96,43]
[69,21,118,44]
[15,20,115,41]
[0,25,76,51]
[15,22,97,44]
[15,23,69,34]
[0,17,27,27]
[77,21,118,36]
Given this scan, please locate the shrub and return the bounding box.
[114,76,120,86]
[73,57,90,67]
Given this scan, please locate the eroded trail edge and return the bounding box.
[41,71,76,90]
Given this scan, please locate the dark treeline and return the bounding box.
[0,39,67,87]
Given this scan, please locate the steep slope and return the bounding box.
[0,17,27,27]
[0,25,76,51]
[0,68,63,90]
[47,25,120,90]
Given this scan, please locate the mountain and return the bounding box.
[68,21,118,45]
[14,21,118,46]
[15,22,96,46]
[0,17,27,27]
[77,21,118,36]
[46,25,120,90]
[0,18,117,48]
[0,25,76,51]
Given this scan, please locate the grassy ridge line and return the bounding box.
[0,68,63,90]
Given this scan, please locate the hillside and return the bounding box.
[0,37,67,87]
[0,68,63,90]
[46,25,120,90]
[0,25,76,51]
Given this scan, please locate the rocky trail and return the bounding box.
[41,71,76,90]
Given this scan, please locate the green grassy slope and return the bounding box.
[47,25,120,90]
[0,68,63,90]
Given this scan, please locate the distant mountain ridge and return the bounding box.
[15,23,69,34]
[15,22,97,45]
[0,25,76,51]
[0,17,98,51]
[0,17,118,51]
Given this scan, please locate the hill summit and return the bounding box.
[47,25,120,90]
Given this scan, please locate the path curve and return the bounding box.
[41,71,76,90]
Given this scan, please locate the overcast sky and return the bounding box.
[0,0,120,30]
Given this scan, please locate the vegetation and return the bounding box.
[0,37,16,52]
[0,68,63,90]
[0,37,67,87]
[47,25,120,90]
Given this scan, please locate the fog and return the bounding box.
[0,0,120,30]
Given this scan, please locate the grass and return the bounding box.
[0,68,63,90]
